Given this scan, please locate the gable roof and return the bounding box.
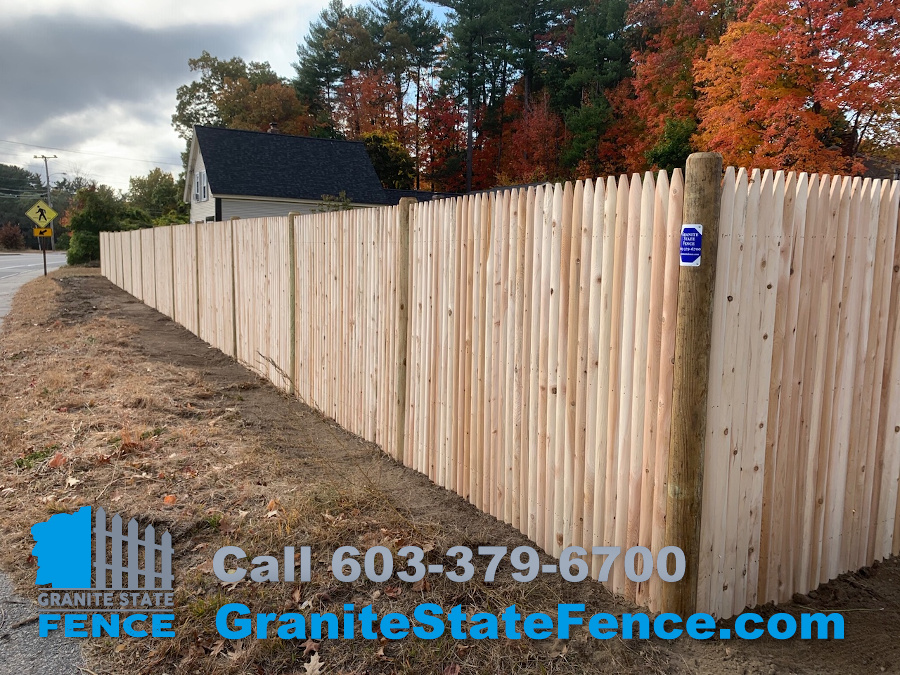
[191,125,393,205]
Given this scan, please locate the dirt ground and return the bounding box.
[1,269,899,675]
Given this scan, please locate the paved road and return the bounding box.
[0,251,84,674]
[0,252,67,319]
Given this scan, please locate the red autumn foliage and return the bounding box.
[335,69,398,139]
[419,88,467,193]
[695,0,899,173]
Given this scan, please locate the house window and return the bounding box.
[193,171,209,202]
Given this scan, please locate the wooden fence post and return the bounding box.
[288,212,300,396]
[395,198,416,462]
[663,152,723,615]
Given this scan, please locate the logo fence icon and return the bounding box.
[94,507,173,591]
[31,506,173,592]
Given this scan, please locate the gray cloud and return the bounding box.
[0,15,258,139]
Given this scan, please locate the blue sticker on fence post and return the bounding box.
[680,224,702,267]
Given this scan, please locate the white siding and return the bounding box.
[189,151,215,223]
[220,197,379,220]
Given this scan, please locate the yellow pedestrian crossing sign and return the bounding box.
[26,200,58,227]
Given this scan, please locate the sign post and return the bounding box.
[26,200,58,277]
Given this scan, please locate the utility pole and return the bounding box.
[34,154,57,249]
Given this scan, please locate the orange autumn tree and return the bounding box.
[695,0,900,173]
[616,0,731,172]
[334,69,397,138]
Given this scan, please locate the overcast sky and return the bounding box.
[0,0,334,193]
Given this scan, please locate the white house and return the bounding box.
[183,125,432,222]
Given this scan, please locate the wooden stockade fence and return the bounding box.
[100,158,900,619]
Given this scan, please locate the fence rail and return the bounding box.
[100,162,900,618]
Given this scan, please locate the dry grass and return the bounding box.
[0,270,680,675]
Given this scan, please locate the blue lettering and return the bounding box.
[653,613,682,640]
[92,614,118,638]
[767,613,797,640]
[311,613,338,639]
[277,614,306,639]
[413,604,444,639]
[381,613,410,639]
[39,614,60,637]
[448,605,468,639]
[523,613,553,639]
[469,613,498,640]
[122,614,148,637]
[256,613,278,639]
[685,613,715,640]
[151,614,175,637]
[800,613,843,640]
[217,603,251,639]
[64,614,88,637]
[360,605,378,639]
[588,613,617,639]
[557,604,584,639]
[621,613,650,639]
[734,613,764,639]
[501,606,521,639]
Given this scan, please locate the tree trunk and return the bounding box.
[497,62,507,178]
[415,67,421,190]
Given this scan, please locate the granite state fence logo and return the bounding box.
[31,506,177,637]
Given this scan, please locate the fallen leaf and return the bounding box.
[265,510,279,518]
[292,586,303,604]
[548,641,569,659]
[443,666,461,675]
[195,560,214,574]
[164,495,177,505]
[227,639,244,660]
[114,643,126,653]
[301,638,318,656]
[384,586,401,599]
[65,476,80,488]
[208,638,226,658]
[48,452,66,469]
[304,653,325,674]
[411,578,431,593]
[266,498,280,512]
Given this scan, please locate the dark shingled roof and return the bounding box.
[194,125,394,205]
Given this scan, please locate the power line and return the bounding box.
[0,139,182,166]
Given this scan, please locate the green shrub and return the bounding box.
[67,231,100,265]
